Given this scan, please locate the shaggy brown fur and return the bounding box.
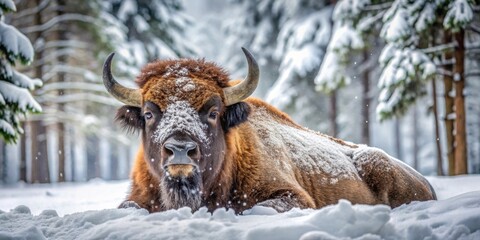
[119,58,436,214]
[137,59,230,110]
[124,146,162,212]
[136,59,230,88]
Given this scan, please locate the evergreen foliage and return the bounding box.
[0,0,41,143]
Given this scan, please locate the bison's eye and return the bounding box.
[144,111,153,120]
[209,111,219,120]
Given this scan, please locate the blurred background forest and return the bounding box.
[0,0,479,184]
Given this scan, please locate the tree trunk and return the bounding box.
[73,126,87,182]
[117,144,129,179]
[361,50,371,145]
[329,90,337,137]
[19,122,27,182]
[111,144,119,180]
[412,106,419,170]
[57,123,65,181]
[99,135,111,180]
[30,120,50,183]
[63,123,73,181]
[30,0,50,183]
[453,30,468,175]
[443,32,455,175]
[87,135,99,180]
[432,78,444,176]
[56,0,67,182]
[0,141,5,183]
[394,118,403,160]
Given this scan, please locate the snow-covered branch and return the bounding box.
[370,9,387,23]
[356,53,378,73]
[357,9,388,33]
[422,43,457,54]
[434,58,455,66]
[436,68,453,77]
[0,81,42,112]
[21,14,99,33]
[0,21,34,63]
[446,112,456,121]
[363,2,393,12]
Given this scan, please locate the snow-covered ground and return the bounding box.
[1,175,479,239]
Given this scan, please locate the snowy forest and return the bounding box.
[0,0,479,185]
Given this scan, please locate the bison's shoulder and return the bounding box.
[245,98,357,148]
[244,97,299,127]
[238,98,360,181]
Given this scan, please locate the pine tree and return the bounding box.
[322,0,476,174]
[266,1,335,131]
[0,0,42,144]
[11,0,131,182]
[376,0,441,120]
[376,0,474,174]
[316,0,389,142]
[222,1,335,131]
[222,0,282,94]
[106,0,196,78]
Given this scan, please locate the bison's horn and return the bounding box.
[103,53,142,107]
[223,47,260,106]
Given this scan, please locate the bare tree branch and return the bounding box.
[468,25,480,34]
[466,71,480,78]
[20,14,99,33]
[14,0,51,19]
[37,40,90,51]
[36,92,121,106]
[37,82,105,94]
[41,65,99,83]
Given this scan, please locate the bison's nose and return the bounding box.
[163,139,200,164]
[162,140,199,178]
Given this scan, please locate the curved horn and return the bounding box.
[103,53,142,107]
[223,47,260,106]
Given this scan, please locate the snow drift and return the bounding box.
[1,192,479,239]
[1,176,480,239]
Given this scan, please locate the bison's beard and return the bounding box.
[160,171,203,212]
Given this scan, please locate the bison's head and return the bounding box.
[103,48,259,211]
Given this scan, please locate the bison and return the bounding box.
[102,48,436,214]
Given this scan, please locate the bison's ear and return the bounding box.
[115,105,144,133]
[222,102,250,131]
